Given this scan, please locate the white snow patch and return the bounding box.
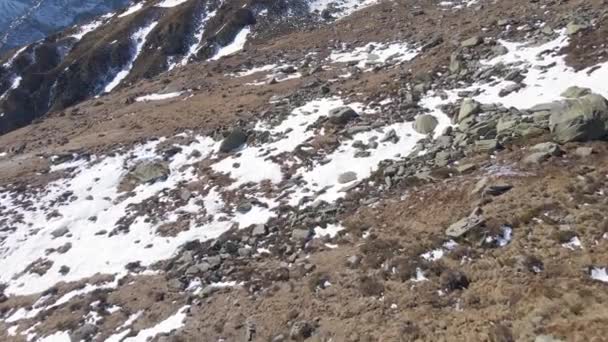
[156,0,189,7]
[314,223,344,238]
[329,41,419,70]
[122,305,189,342]
[70,19,105,40]
[36,331,71,342]
[474,31,608,106]
[591,268,608,283]
[2,46,28,68]
[118,2,144,17]
[135,92,183,102]
[411,268,428,282]
[421,240,458,261]
[210,26,250,60]
[0,76,22,100]
[309,0,380,19]
[104,21,158,93]
[563,236,583,250]
[233,64,277,77]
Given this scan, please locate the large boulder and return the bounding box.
[414,114,439,134]
[328,106,358,125]
[457,98,481,123]
[219,128,248,152]
[128,160,170,184]
[547,94,608,143]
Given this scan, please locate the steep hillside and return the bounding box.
[0,0,322,135]
[0,0,131,53]
[1,0,608,341]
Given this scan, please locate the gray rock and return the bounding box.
[566,21,588,35]
[458,98,481,122]
[456,163,476,174]
[461,36,482,48]
[129,160,170,184]
[338,171,357,184]
[560,86,591,98]
[499,83,524,97]
[290,321,314,340]
[535,335,565,342]
[471,177,489,195]
[70,324,98,342]
[475,139,499,153]
[523,151,551,165]
[540,25,554,35]
[347,125,372,134]
[575,146,593,157]
[238,247,253,257]
[434,151,451,167]
[219,128,248,152]
[179,189,192,201]
[496,118,518,135]
[291,229,312,243]
[483,184,513,197]
[272,334,286,342]
[346,255,361,268]
[530,142,562,156]
[328,106,358,125]
[56,242,72,254]
[251,224,268,237]
[414,114,439,134]
[446,213,485,238]
[449,52,462,74]
[236,201,253,214]
[51,227,69,238]
[548,94,608,142]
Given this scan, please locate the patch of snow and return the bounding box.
[36,331,71,342]
[485,225,512,247]
[329,41,419,70]
[309,0,380,19]
[156,0,189,7]
[2,46,28,68]
[233,64,277,77]
[135,92,183,102]
[0,75,22,100]
[104,21,158,93]
[591,267,608,283]
[421,240,458,261]
[210,26,251,60]
[314,223,344,238]
[473,31,608,107]
[7,325,18,336]
[69,19,105,40]
[209,281,238,288]
[122,305,189,342]
[175,9,218,68]
[563,236,583,250]
[120,310,143,329]
[118,2,144,18]
[288,120,425,205]
[411,268,428,282]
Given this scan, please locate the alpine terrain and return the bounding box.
[0,0,131,54]
[1,0,608,341]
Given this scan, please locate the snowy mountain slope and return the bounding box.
[0,0,132,53]
[0,0,362,136]
[1,0,608,341]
